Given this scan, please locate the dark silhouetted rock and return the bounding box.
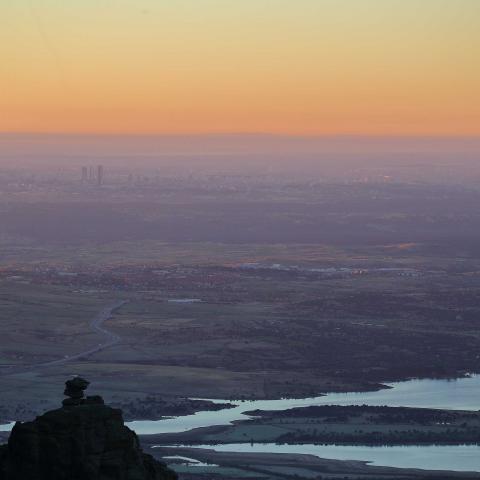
[63,377,90,406]
[0,378,177,480]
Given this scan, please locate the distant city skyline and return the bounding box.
[1,1,479,136]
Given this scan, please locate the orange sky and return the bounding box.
[1,0,479,135]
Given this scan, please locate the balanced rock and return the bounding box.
[0,378,177,480]
[63,377,89,403]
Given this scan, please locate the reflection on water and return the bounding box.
[127,375,480,435]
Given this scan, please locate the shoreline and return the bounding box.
[2,372,478,429]
[141,403,480,448]
[148,445,480,478]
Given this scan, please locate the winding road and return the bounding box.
[1,299,128,376]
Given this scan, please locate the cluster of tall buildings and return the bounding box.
[81,165,104,185]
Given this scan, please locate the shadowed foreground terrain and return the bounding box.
[0,378,177,480]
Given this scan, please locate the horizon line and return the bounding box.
[1,132,480,140]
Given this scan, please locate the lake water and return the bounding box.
[176,443,480,473]
[127,375,480,472]
[127,375,480,435]
[2,376,480,471]
[0,422,15,432]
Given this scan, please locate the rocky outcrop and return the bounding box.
[62,377,91,406]
[0,378,177,480]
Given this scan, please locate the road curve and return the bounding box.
[0,299,128,376]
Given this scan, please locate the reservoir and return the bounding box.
[3,377,479,470]
[128,375,480,434]
[175,443,480,473]
[127,375,480,472]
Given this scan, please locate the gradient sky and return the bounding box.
[1,0,479,135]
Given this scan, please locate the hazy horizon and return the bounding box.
[0,133,478,180]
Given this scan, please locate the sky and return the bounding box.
[1,0,479,136]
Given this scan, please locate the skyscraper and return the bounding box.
[97,165,104,186]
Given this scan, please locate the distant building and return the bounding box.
[81,166,88,182]
[97,165,104,185]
